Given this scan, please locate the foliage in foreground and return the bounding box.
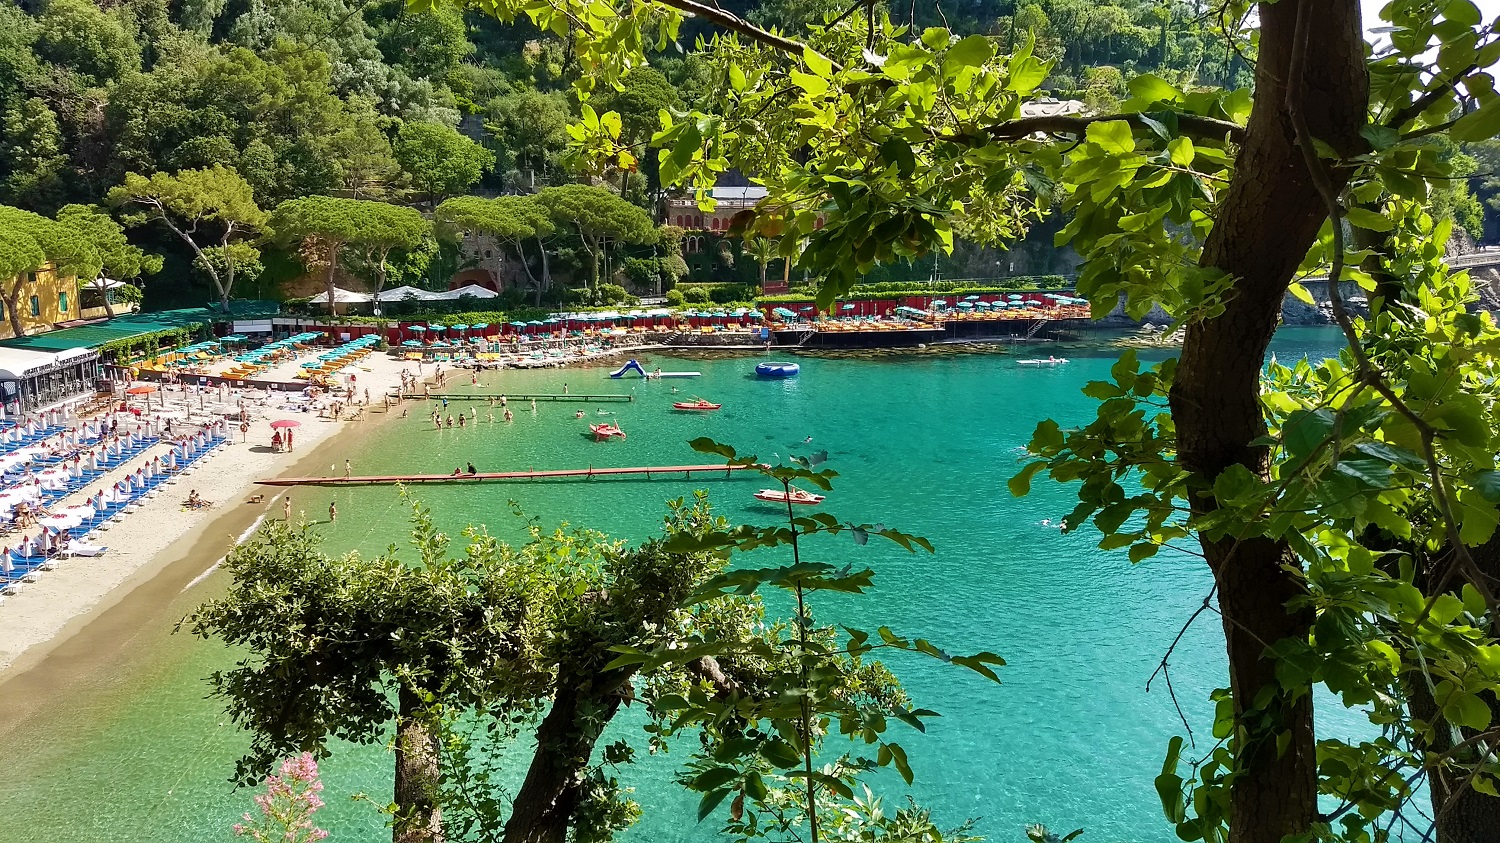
[435,0,1500,840]
[188,467,999,843]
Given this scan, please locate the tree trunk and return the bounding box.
[394,686,444,843]
[535,239,552,307]
[512,240,540,297]
[584,233,601,291]
[374,251,389,317]
[1166,3,1368,842]
[502,673,630,843]
[325,253,339,318]
[4,286,24,338]
[161,215,228,311]
[96,276,115,318]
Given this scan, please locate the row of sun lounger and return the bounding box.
[0,432,229,596]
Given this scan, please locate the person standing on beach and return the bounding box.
[328,501,337,523]
[504,408,513,422]
[284,496,292,521]
[344,459,351,478]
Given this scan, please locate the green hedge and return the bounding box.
[99,325,205,362]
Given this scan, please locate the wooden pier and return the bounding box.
[415,392,634,402]
[257,463,752,487]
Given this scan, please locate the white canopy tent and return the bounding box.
[307,287,375,306]
[376,286,443,302]
[440,284,499,300]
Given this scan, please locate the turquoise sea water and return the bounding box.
[0,329,1361,843]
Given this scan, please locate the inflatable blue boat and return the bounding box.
[755,361,800,378]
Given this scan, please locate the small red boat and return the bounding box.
[753,487,825,505]
[672,398,721,411]
[589,423,627,441]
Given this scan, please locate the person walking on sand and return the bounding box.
[328,501,337,523]
[283,496,291,522]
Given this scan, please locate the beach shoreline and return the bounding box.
[0,354,413,682]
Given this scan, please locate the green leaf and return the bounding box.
[1469,470,1500,503]
[1281,409,1335,462]
[1459,489,1499,545]
[880,137,917,178]
[920,27,950,50]
[888,741,913,784]
[1009,461,1047,497]
[688,437,740,460]
[692,767,740,791]
[1127,74,1183,104]
[697,788,731,821]
[946,35,993,69]
[803,46,833,77]
[759,739,802,768]
[1445,692,1493,731]
[1086,120,1135,155]
[1344,206,1394,232]
[1287,282,1314,305]
[1167,137,1194,167]
[1446,0,1483,26]
[789,70,828,96]
[1451,98,1500,143]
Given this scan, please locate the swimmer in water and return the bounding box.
[804,436,813,443]
[575,410,585,419]
[597,408,612,416]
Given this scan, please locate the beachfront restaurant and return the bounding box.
[0,346,101,417]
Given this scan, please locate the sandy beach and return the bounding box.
[0,352,414,675]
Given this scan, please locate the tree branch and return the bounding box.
[1385,63,1479,129]
[981,112,1246,145]
[651,0,843,70]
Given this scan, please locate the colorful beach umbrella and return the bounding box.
[269,419,301,429]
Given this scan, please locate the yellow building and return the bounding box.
[0,262,120,340]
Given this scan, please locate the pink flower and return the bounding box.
[232,754,330,843]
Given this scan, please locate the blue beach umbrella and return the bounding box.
[964,295,981,301]
[470,323,488,330]
[409,325,426,333]
[427,324,445,332]
[957,301,973,309]
[840,304,855,311]
[401,340,423,347]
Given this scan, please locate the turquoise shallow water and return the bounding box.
[0,328,1361,842]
